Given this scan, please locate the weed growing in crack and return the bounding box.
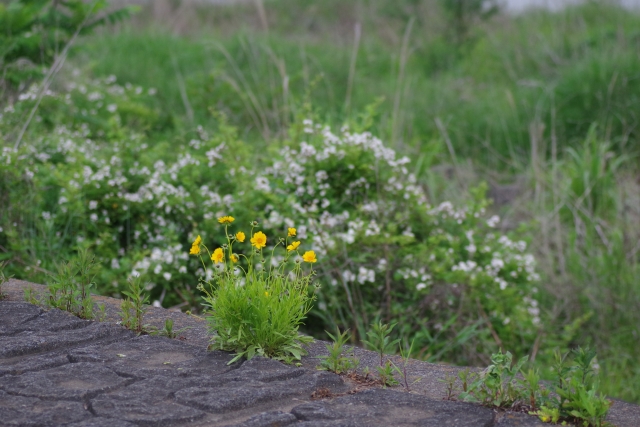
[361,321,401,386]
[149,318,191,339]
[120,275,149,334]
[0,261,10,300]
[391,339,420,392]
[459,347,612,427]
[47,247,99,319]
[191,217,317,364]
[317,328,359,374]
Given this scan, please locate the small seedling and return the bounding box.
[361,321,401,386]
[377,359,399,387]
[47,247,99,319]
[97,303,108,322]
[439,373,458,400]
[391,339,421,391]
[317,327,359,374]
[149,318,191,339]
[0,261,10,300]
[361,321,401,367]
[120,275,149,334]
[24,286,39,305]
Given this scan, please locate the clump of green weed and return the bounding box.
[531,347,612,427]
[317,328,359,374]
[391,339,420,392]
[192,218,317,364]
[361,321,401,387]
[47,248,99,319]
[120,275,149,334]
[460,347,612,427]
[149,318,191,339]
[0,261,9,300]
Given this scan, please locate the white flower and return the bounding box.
[111,259,121,269]
[107,104,117,113]
[487,215,500,228]
[163,272,172,281]
[90,213,98,222]
[89,200,98,210]
[416,283,427,291]
[41,211,51,221]
[357,267,375,284]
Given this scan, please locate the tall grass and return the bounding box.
[69,0,640,402]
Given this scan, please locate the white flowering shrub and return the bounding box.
[249,119,542,363]
[0,76,542,363]
[0,76,246,307]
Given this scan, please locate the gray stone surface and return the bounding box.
[290,389,496,426]
[2,281,639,427]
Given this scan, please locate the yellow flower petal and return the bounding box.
[236,231,246,242]
[218,216,235,224]
[231,254,239,263]
[286,241,301,252]
[211,248,225,264]
[287,227,296,237]
[250,231,267,249]
[302,250,317,263]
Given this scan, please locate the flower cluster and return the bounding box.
[189,215,318,362]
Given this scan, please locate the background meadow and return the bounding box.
[1,0,639,402]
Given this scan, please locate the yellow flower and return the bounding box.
[211,248,224,264]
[236,231,246,242]
[231,254,239,263]
[302,250,317,263]
[189,235,202,255]
[264,291,269,297]
[286,241,301,252]
[288,227,296,237]
[251,231,267,249]
[218,216,235,224]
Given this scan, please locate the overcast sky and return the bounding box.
[505,0,640,12]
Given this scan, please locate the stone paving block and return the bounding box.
[0,352,70,377]
[68,335,238,379]
[89,375,209,425]
[290,388,496,427]
[0,302,43,335]
[225,411,299,427]
[497,412,547,426]
[175,369,345,414]
[0,303,92,336]
[0,322,133,358]
[66,418,138,427]
[0,389,92,426]
[218,356,307,383]
[90,394,206,426]
[0,362,130,400]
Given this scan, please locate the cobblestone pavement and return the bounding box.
[1,281,639,427]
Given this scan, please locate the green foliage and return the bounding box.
[391,338,420,392]
[0,261,9,299]
[361,321,401,367]
[317,328,359,374]
[461,348,612,427]
[563,124,630,219]
[149,318,190,339]
[46,247,98,319]
[194,224,317,364]
[0,0,134,90]
[120,275,149,334]
[460,350,531,408]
